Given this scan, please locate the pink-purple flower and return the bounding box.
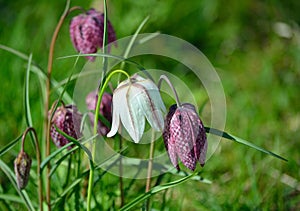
[69,8,116,61]
[49,104,82,148]
[86,90,112,136]
[163,103,207,171]
[14,151,32,189]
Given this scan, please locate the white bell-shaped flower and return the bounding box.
[107,74,166,143]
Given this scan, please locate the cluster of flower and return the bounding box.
[49,8,207,172]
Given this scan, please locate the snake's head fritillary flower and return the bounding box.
[163,103,207,171]
[86,90,112,135]
[107,74,166,143]
[49,104,82,148]
[14,151,32,189]
[69,8,116,61]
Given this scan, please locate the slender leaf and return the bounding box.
[58,53,145,71]
[0,159,35,211]
[205,127,287,161]
[0,44,41,68]
[0,44,73,103]
[49,147,77,177]
[168,168,212,184]
[120,16,150,70]
[54,126,93,162]
[120,172,197,211]
[40,142,73,171]
[30,65,73,104]
[41,134,96,172]
[0,134,22,157]
[100,0,108,84]
[51,178,81,207]
[48,54,81,125]
[24,54,33,128]
[0,194,24,204]
[138,32,160,44]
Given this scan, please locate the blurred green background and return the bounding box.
[0,0,299,210]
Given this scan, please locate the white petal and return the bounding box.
[106,91,120,138]
[114,85,142,143]
[136,89,162,131]
[127,86,145,142]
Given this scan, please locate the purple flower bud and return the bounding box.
[49,104,82,148]
[163,103,207,171]
[14,151,32,189]
[86,90,112,135]
[69,8,116,61]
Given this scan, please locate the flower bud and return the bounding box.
[14,151,32,189]
[49,104,82,148]
[107,74,166,143]
[69,8,116,61]
[163,103,207,171]
[86,90,112,135]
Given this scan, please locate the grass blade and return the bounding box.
[205,127,287,161]
[40,134,96,172]
[53,127,93,162]
[51,178,81,207]
[120,172,197,211]
[120,16,150,70]
[168,168,212,184]
[0,134,22,157]
[49,147,77,177]
[0,194,24,204]
[0,159,35,210]
[24,54,33,128]
[0,44,73,103]
[40,142,73,171]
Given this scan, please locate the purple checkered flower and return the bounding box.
[49,104,82,148]
[86,90,112,136]
[14,151,32,189]
[69,8,116,61]
[163,103,207,171]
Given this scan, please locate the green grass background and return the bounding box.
[0,0,299,210]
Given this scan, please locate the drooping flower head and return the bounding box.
[107,74,166,143]
[163,103,207,171]
[86,90,112,135]
[49,104,82,148]
[69,8,116,61]
[14,151,32,189]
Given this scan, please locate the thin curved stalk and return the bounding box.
[22,127,43,211]
[145,130,155,210]
[45,1,70,208]
[44,1,84,209]
[158,75,181,107]
[86,69,130,211]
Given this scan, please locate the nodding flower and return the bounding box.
[69,8,116,61]
[163,103,207,171]
[49,104,82,149]
[107,74,166,143]
[14,151,32,189]
[86,90,112,136]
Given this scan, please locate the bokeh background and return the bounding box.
[0,0,299,210]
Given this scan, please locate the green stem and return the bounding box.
[44,2,85,209]
[22,127,43,211]
[145,130,155,210]
[86,69,130,211]
[45,1,69,209]
[100,0,108,86]
[75,148,81,211]
[119,135,125,207]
